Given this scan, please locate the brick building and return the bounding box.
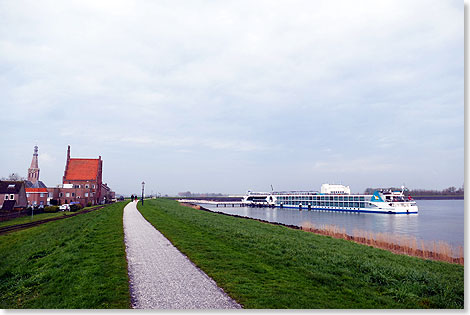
[101,183,115,203]
[48,145,114,207]
[25,146,48,208]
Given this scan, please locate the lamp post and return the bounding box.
[141,181,145,205]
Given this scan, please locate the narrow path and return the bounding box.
[123,201,241,309]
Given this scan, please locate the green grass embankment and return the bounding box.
[0,202,131,309]
[138,199,463,309]
[0,206,97,229]
[0,212,67,228]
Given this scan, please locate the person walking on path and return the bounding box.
[123,201,241,309]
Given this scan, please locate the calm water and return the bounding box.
[198,200,464,247]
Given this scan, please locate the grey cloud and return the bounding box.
[0,0,463,195]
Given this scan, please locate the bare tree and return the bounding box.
[1,173,26,181]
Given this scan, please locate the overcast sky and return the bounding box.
[0,0,463,196]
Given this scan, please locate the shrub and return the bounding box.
[87,202,92,207]
[44,206,59,213]
[70,204,83,212]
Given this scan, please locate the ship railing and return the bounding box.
[388,202,416,207]
[272,191,319,195]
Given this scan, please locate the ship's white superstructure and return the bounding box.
[320,184,350,195]
[242,184,418,214]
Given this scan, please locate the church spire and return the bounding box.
[28,145,40,184]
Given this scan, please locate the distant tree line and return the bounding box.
[364,186,464,198]
[408,186,464,197]
[178,191,227,198]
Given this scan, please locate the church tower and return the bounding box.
[27,145,40,184]
[25,145,48,207]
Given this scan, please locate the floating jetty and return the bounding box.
[177,199,275,208]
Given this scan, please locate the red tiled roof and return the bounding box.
[65,159,100,181]
[25,188,48,193]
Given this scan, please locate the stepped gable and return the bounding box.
[64,158,100,181]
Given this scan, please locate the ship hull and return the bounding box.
[275,204,418,214]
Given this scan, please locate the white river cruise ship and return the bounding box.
[242,184,418,214]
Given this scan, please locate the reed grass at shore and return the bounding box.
[301,223,463,265]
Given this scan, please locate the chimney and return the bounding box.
[63,145,71,184]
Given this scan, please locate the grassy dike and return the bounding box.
[0,206,98,229]
[138,198,463,309]
[0,202,131,309]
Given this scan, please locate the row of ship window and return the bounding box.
[278,201,366,208]
[276,196,365,201]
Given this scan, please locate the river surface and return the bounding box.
[197,200,464,247]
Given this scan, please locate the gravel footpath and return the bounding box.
[123,201,241,309]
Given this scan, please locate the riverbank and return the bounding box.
[182,202,463,265]
[138,199,463,309]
